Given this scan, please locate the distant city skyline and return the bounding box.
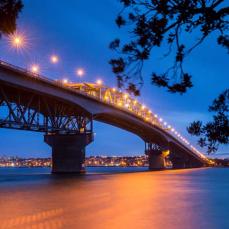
[0,0,228,157]
[0,155,150,167]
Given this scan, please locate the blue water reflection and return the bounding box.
[0,167,229,229]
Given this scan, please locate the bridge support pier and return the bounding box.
[170,156,204,169]
[145,143,166,170]
[171,157,186,169]
[148,152,165,170]
[44,133,93,173]
[185,159,204,168]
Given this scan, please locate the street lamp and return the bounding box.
[9,32,25,50]
[62,78,68,84]
[50,55,59,64]
[96,79,103,99]
[30,64,39,74]
[96,79,103,85]
[76,68,85,77]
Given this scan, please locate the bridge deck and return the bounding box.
[0,60,213,166]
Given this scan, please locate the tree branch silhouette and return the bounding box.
[110,0,229,153]
[0,0,23,37]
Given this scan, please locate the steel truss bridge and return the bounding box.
[0,60,213,173]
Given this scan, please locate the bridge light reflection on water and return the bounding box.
[1,168,228,228]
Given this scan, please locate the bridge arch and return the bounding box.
[94,112,169,147]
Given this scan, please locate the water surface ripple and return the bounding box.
[0,167,229,229]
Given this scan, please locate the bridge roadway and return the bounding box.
[0,60,212,173]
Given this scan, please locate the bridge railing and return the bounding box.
[64,83,163,127]
[0,60,212,164]
[59,83,211,163]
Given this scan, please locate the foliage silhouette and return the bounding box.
[0,0,23,37]
[110,0,229,153]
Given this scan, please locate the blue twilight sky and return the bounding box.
[0,0,228,158]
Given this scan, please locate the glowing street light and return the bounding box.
[96,79,103,85]
[62,78,68,84]
[9,33,25,49]
[30,64,39,74]
[13,37,22,46]
[50,55,59,64]
[124,93,129,99]
[76,68,85,77]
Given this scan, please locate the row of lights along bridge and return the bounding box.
[9,32,85,79]
[5,32,207,160]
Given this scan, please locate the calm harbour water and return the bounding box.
[0,167,229,229]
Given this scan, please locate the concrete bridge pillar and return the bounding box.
[44,133,93,173]
[147,150,165,170]
[171,157,186,169]
[170,156,204,169]
[145,143,166,170]
[185,159,204,168]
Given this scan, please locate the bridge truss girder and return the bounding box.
[145,142,168,154]
[0,85,93,135]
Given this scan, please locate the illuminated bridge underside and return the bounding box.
[0,61,211,172]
